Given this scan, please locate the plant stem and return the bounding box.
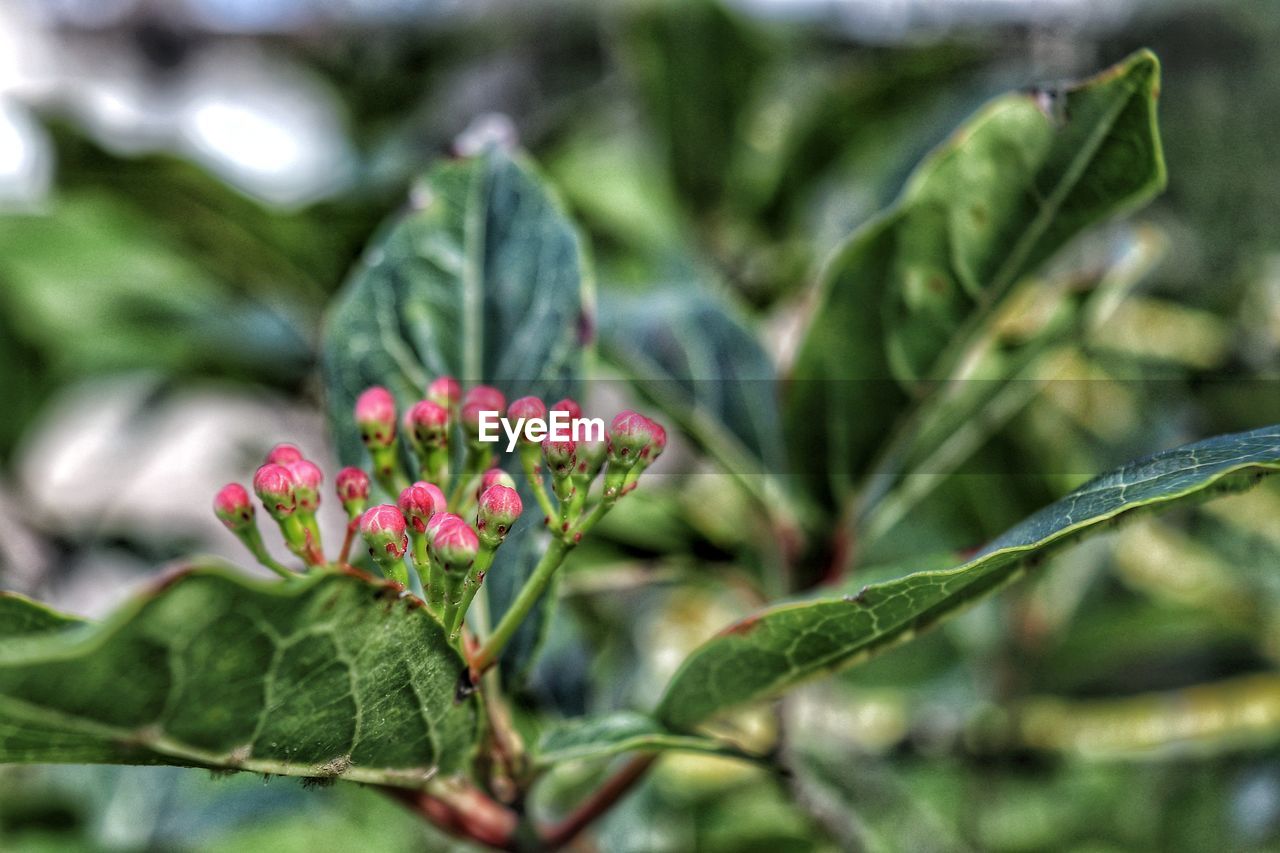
[382,784,519,851]
[239,526,295,578]
[519,445,558,526]
[471,537,570,674]
[450,545,495,640]
[537,754,657,850]
[337,517,358,564]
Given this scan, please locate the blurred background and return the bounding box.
[2,0,1280,850]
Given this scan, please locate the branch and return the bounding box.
[537,754,657,851]
[383,783,520,851]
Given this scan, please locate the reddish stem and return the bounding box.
[538,754,657,850]
[338,517,358,564]
[384,784,520,851]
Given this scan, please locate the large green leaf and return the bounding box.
[784,50,1166,511]
[0,566,478,786]
[656,424,1280,730]
[321,147,590,464]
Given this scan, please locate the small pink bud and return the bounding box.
[550,398,583,421]
[360,504,409,561]
[404,400,449,451]
[507,395,547,423]
[414,481,448,517]
[542,437,577,478]
[253,463,297,518]
[286,459,323,512]
[355,386,397,449]
[645,418,667,463]
[429,513,480,567]
[477,484,521,546]
[478,467,517,497]
[461,385,506,437]
[428,376,461,409]
[607,410,656,468]
[397,484,437,535]
[265,443,304,465]
[336,467,370,504]
[214,483,254,531]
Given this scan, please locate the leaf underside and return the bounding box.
[657,424,1280,730]
[0,567,477,787]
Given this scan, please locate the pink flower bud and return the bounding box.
[355,386,397,449]
[646,418,667,463]
[429,513,480,567]
[461,385,506,437]
[507,395,547,423]
[397,484,437,534]
[550,398,583,421]
[213,483,254,531]
[607,410,656,468]
[253,463,297,518]
[404,400,449,451]
[336,467,371,505]
[542,437,577,478]
[414,481,448,517]
[286,459,323,512]
[477,484,521,545]
[428,375,461,409]
[360,504,408,561]
[265,443,304,465]
[478,466,517,499]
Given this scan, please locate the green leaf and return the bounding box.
[598,284,784,475]
[321,147,590,465]
[0,593,84,639]
[656,423,1280,730]
[535,711,749,768]
[784,50,1166,511]
[0,566,478,786]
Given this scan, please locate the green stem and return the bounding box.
[237,526,295,578]
[450,545,496,640]
[371,445,409,497]
[520,444,558,527]
[472,537,571,674]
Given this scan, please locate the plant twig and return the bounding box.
[383,783,519,851]
[537,754,657,850]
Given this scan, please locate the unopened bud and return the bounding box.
[573,437,607,483]
[646,419,667,464]
[478,467,516,500]
[355,386,397,450]
[414,481,448,516]
[429,513,480,568]
[461,385,506,437]
[214,483,255,531]
[542,438,577,478]
[286,459,323,512]
[360,504,409,562]
[336,467,370,516]
[428,376,461,409]
[265,443,304,465]
[607,410,656,469]
[507,396,547,437]
[253,463,297,519]
[550,398,582,421]
[477,485,522,547]
[398,484,437,535]
[405,400,449,451]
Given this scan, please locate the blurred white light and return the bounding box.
[188,98,303,179]
[0,97,51,206]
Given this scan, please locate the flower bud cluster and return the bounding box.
[213,376,664,648]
